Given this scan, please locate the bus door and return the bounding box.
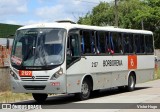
[66,32,81,93]
[66,33,80,66]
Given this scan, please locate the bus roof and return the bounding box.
[18,22,153,35]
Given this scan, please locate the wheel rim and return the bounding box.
[129,76,135,88]
[81,82,89,97]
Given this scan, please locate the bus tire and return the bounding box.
[32,93,48,103]
[126,74,136,91]
[75,79,91,100]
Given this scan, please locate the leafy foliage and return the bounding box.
[78,0,160,48]
[0,23,21,38]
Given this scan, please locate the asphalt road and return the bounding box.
[1,79,160,112]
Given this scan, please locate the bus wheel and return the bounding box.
[76,79,91,100]
[32,93,48,103]
[127,74,136,91]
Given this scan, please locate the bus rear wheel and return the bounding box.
[75,79,91,100]
[126,74,136,91]
[32,93,48,103]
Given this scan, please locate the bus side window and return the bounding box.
[110,32,114,54]
[112,32,123,54]
[105,32,110,54]
[140,34,145,53]
[145,35,154,53]
[129,34,134,53]
[81,35,85,54]
[135,34,145,54]
[135,34,140,53]
[82,31,91,54]
[127,34,134,53]
[123,33,130,53]
[118,33,123,54]
[96,31,106,54]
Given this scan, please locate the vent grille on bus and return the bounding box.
[56,20,76,24]
[23,85,46,90]
[21,76,50,81]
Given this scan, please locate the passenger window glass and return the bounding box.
[90,32,96,54]
[111,32,122,54]
[118,33,123,54]
[96,32,110,54]
[81,31,95,54]
[135,34,145,53]
[145,35,154,53]
[135,35,140,53]
[123,34,134,53]
[140,35,145,53]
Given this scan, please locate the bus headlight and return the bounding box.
[10,70,19,80]
[50,68,63,80]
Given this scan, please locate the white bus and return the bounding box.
[10,21,154,103]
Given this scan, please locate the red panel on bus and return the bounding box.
[128,55,137,69]
[19,70,32,77]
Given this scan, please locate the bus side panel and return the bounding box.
[136,55,154,83]
[66,74,83,93]
[66,56,128,93]
[94,73,112,90]
[66,57,92,93]
[136,69,154,84]
[111,71,128,87]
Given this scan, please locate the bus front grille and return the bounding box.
[23,85,46,90]
[21,76,50,81]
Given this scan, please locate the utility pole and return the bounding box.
[141,20,144,30]
[115,0,118,27]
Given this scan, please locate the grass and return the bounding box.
[155,67,160,79]
[0,91,32,103]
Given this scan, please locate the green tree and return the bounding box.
[143,0,160,48]
[78,12,92,25]
[78,2,114,26]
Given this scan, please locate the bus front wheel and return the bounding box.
[32,93,48,103]
[75,79,91,100]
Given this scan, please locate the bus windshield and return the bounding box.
[11,28,66,67]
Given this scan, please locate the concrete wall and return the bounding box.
[155,49,160,58]
[0,68,10,92]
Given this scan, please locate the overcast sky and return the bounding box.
[0,0,113,25]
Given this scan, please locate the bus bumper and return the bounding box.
[10,75,66,94]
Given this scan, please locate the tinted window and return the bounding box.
[81,31,95,54]
[135,35,140,53]
[111,32,123,54]
[145,35,154,53]
[81,31,91,53]
[135,34,145,53]
[123,33,134,53]
[96,32,110,54]
[140,35,145,53]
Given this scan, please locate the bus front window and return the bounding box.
[11,28,66,68]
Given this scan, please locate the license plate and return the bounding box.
[19,70,32,77]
